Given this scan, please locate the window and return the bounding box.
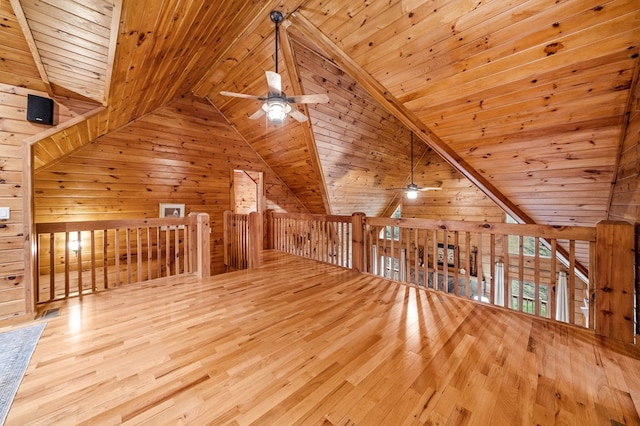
[380,205,402,240]
[510,280,549,317]
[506,215,551,257]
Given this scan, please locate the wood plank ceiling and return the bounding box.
[3,0,640,224]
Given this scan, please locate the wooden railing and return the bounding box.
[362,217,596,327]
[223,211,249,271]
[267,211,353,268]
[35,212,210,304]
[224,211,636,343]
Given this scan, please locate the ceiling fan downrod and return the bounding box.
[270,11,283,75]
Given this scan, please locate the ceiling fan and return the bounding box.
[387,132,442,199]
[219,11,329,124]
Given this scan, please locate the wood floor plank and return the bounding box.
[4,250,640,424]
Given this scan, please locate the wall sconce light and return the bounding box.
[69,240,81,255]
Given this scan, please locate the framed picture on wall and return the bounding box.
[437,243,457,268]
[159,203,185,229]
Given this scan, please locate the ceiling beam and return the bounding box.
[9,0,52,96]
[279,21,332,215]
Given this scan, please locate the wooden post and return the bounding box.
[188,213,198,273]
[595,220,634,343]
[196,213,210,278]
[248,212,262,269]
[265,209,274,250]
[352,212,365,272]
[222,210,231,270]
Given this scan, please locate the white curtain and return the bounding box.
[556,271,569,323]
[494,262,504,307]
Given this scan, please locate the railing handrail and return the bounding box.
[364,217,596,241]
[270,211,353,223]
[35,213,210,304]
[36,216,192,233]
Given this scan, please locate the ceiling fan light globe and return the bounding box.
[265,99,290,123]
[406,189,418,199]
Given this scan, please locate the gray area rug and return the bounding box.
[0,322,46,424]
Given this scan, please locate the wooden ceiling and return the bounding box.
[3,0,639,224]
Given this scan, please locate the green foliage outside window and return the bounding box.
[506,215,551,257]
[510,280,549,317]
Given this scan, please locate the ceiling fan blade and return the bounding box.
[417,187,443,191]
[289,109,309,122]
[265,70,282,93]
[220,91,264,100]
[248,108,266,120]
[287,93,330,104]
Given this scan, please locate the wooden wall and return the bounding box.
[0,83,97,319]
[609,86,640,223]
[401,150,505,222]
[233,170,259,214]
[33,94,307,277]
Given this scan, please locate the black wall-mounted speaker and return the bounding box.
[26,94,54,125]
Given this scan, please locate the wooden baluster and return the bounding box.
[137,227,143,283]
[183,224,189,274]
[443,230,449,293]
[477,233,484,302]
[413,228,419,285]
[518,235,524,312]
[147,227,153,279]
[174,224,180,275]
[49,233,55,301]
[588,240,596,330]
[113,229,119,286]
[534,237,540,317]
[422,229,428,287]
[126,228,132,284]
[502,234,509,308]
[568,239,576,325]
[64,232,70,297]
[76,231,82,297]
[489,234,495,305]
[549,239,557,320]
[103,230,109,289]
[165,227,170,276]
[156,227,162,279]
[463,232,470,298]
[90,230,96,292]
[432,229,438,290]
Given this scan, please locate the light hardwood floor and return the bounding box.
[5,251,640,425]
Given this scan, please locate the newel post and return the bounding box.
[195,213,210,278]
[352,212,366,272]
[248,211,263,269]
[265,209,275,250]
[595,220,635,343]
[223,210,231,269]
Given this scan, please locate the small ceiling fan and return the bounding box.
[220,10,329,123]
[387,132,442,199]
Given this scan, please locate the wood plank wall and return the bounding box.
[33,94,308,278]
[609,80,640,340]
[0,82,97,319]
[610,85,640,223]
[401,150,505,222]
